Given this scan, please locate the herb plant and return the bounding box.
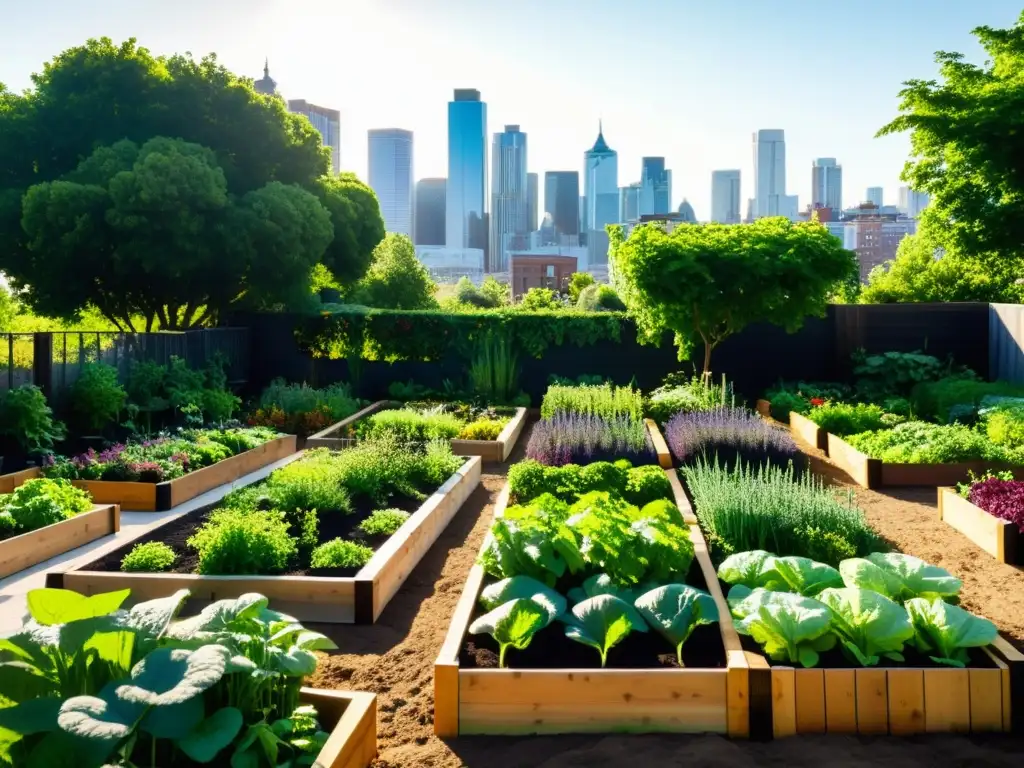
[526,413,654,466]
[356,408,463,442]
[188,508,297,575]
[804,402,891,436]
[120,541,177,572]
[645,373,732,424]
[357,508,411,536]
[664,407,802,471]
[309,538,375,569]
[540,383,644,422]
[846,421,1024,464]
[252,378,362,436]
[507,459,670,507]
[1,478,91,538]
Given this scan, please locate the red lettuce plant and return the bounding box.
[968,477,1024,533]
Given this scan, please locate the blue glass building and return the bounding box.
[446,89,488,259]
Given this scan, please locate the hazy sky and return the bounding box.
[3,1,1020,219]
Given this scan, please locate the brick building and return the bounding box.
[510,254,578,298]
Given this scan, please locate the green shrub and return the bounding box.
[458,418,505,440]
[805,402,888,436]
[358,508,411,537]
[984,403,1024,449]
[357,408,462,442]
[3,478,91,534]
[646,374,730,423]
[767,391,810,421]
[70,363,126,433]
[846,421,1024,464]
[577,283,626,312]
[415,439,464,489]
[202,388,241,422]
[624,465,673,506]
[0,512,15,539]
[187,508,297,575]
[310,539,375,569]
[911,378,1024,424]
[852,350,959,400]
[0,385,65,453]
[801,526,858,565]
[258,378,360,420]
[507,459,550,503]
[203,426,277,455]
[540,383,643,421]
[265,455,353,514]
[120,541,176,572]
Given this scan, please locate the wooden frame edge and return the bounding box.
[645,419,673,469]
[301,687,377,768]
[307,400,392,442]
[666,468,698,524]
[0,503,120,581]
[937,487,1021,565]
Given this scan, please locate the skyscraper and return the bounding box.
[866,187,884,207]
[253,59,277,96]
[640,157,671,215]
[710,170,742,223]
[527,173,538,232]
[414,178,446,246]
[811,158,842,211]
[619,183,641,224]
[490,125,529,273]
[583,122,618,266]
[753,129,786,218]
[289,100,341,174]
[898,186,931,219]
[368,129,414,237]
[544,171,580,239]
[446,89,488,255]
[677,199,697,224]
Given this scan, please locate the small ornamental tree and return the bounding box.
[352,234,438,310]
[610,218,856,374]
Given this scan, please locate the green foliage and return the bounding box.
[912,377,1024,424]
[633,584,720,666]
[817,587,915,667]
[540,382,644,421]
[309,538,374,569]
[120,541,176,572]
[729,588,837,667]
[846,421,1024,464]
[905,597,998,667]
[507,459,671,507]
[519,287,560,310]
[577,283,626,312]
[69,363,127,433]
[563,594,648,667]
[187,508,297,575]
[264,453,353,514]
[469,596,559,668]
[682,458,879,565]
[258,378,359,420]
[568,272,596,303]
[312,173,385,288]
[357,508,411,537]
[852,349,962,400]
[453,276,505,309]
[805,402,889,436]
[1,478,91,537]
[646,373,731,423]
[768,391,812,421]
[356,408,463,442]
[468,334,522,404]
[480,276,511,307]
[458,418,505,441]
[609,218,857,373]
[718,551,843,596]
[839,552,962,604]
[0,384,65,453]
[984,403,1024,448]
[351,233,438,310]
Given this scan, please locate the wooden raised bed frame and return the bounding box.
[937,487,1023,565]
[765,636,1024,737]
[302,688,377,768]
[0,504,120,580]
[307,400,528,462]
[826,432,1024,490]
[433,471,766,738]
[788,411,828,453]
[645,418,673,469]
[0,436,297,511]
[48,456,482,624]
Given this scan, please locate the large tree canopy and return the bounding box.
[352,234,438,310]
[10,137,333,331]
[610,219,856,374]
[878,13,1024,268]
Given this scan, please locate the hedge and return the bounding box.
[294,305,626,362]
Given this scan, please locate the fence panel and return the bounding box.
[989,304,1024,384]
[0,334,35,392]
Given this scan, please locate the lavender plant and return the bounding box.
[665,406,802,471]
[525,414,655,466]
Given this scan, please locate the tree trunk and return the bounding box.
[702,341,713,379]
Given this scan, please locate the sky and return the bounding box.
[2,0,1021,220]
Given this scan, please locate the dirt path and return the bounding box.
[309,428,1024,767]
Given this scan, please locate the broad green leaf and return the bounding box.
[566,573,656,607]
[271,647,317,677]
[57,685,143,750]
[634,584,719,665]
[140,695,203,739]
[84,629,135,676]
[480,575,567,616]
[0,697,61,735]
[117,645,230,706]
[905,597,997,667]
[292,630,337,651]
[127,590,191,645]
[563,594,646,667]
[717,550,774,589]
[726,584,753,613]
[27,589,130,626]
[469,597,555,667]
[839,558,906,600]
[0,661,56,702]
[57,614,130,659]
[26,729,115,768]
[226,655,258,674]
[179,707,244,763]
[166,594,269,639]
[866,553,962,602]
[765,556,843,596]
[732,589,835,667]
[817,588,914,667]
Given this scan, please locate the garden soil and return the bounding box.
[309,425,1024,767]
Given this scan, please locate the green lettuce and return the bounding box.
[469,596,559,667]
[816,587,914,666]
[905,597,998,667]
[839,553,961,603]
[479,575,567,617]
[634,585,719,666]
[730,588,835,668]
[718,551,841,596]
[562,594,648,667]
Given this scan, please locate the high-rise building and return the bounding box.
[527,173,539,232]
[253,59,278,96]
[866,187,884,207]
[677,199,697,224]
[544,171,580,239]
[811,158,842,211]
[640,157,671,215]
[583,122,619,266]
[619,182,641,223]
[289,100,341,174]
[414,178,446,246]
[753,129,787,218]
[368,129,414,237]
[710,170,742,223]
[446,89,488,255]
[898,186,930,219]
[490,125,529,273]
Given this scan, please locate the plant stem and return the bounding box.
[499,644,507,668]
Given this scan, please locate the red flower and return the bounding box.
[810,398,825,407]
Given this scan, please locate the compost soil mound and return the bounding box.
[308,420,1024,767]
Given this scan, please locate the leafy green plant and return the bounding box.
[563,594,648,667]
[469,596,560,668]
[70,363,127,433]
[356,408,462,442]
[983,402,1024,448]
[905,597,998,667]
[357,508,411,537]
[646,373,732,424]
[469,334,522,404]
[2,478,91,536]
[839,552,961,603]
[506,459,671,507]
[852,350,956,400]
[911,377,1024,424]
[540,382,643,422]
[187,508,297,575]
[480,576,568,614]
[729,588,836,667]
[576,283,626,312]
[633,584,719,666]
[816,587,915,667]
[805,402,889,436]
[717,551,842,596]
[120,541,176,573]
[309,538,374,569]
[0,384,66,454]
[846,421,1023,464]
[458,418,506,440]
[767,391,811,421]
[956,467,1014,498]
[265,455,353,514]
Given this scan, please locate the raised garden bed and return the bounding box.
[788,411,828,452]
[826,432,1024,489]
[433,476,757,738]
[48,455,482,623]
[307,400,528,462]
[0,503,119,579]
[645,418,673,469]
[937,487,1023,565]
[302,687,378,768]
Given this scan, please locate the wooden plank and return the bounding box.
[689,522,742,655]
[306,400,392,443]
[0,466,42,493]
[665,469,698,524]
[0,505,119,579]
[788,411,827,453]
[887,669,925,735]
[968,667,1004,733]
[458,669,728,735]
[882,461,985,489]
[771,668,797,738]
[755,399,771,418]
[924,668,970,733]
[645,419,673,469]
[794,668,826,734]
[363,457,481,622]
[938,488,1021,564]
[434,663,459,738]
[499,407,528,462]
[826,433,879,489]
[745,653,773,741]
[823,669,857,734]
[74,480,156,511]
[854,668,888,734]
[726,650,749,738]
[301,688,377,768]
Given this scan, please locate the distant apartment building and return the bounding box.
[710,170,741,223]
[619,182,641,224]
[811,158,842,211]
[289,100,342,174]
[544,171,580,239]
[527,173,539,232]
[510,253,578,297]
[414,178,446,246]
[368,129,414,237]
[415,245,484,284]
[865,187,884,207]
[898,186,931,219]
[842,202,917,281]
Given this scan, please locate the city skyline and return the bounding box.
[3,0,1020,219]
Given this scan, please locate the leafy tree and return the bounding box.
[454,276,496,308]
[480,276,510,307]
[352,234,438,310]
[519,287,561,310]
[878,13,1024,270]
[314,173,385,288]
[610,218,856,374]
[577,283,626,312]
[12,137,332,330]
[568,272,596,303]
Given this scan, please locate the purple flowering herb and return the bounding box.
[969,477,1024,533]
[525,413,654,466]
[665,406,801,471]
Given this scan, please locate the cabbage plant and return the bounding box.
[816,587,914,666]
[905,597,997,667]
[729,588,836,668]
[718,551,842,596]
[634,584,719,666]
[563,594,648,667]
[839,553,961,603]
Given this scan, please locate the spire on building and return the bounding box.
[254,58,278,96]
[589,120,612,154]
